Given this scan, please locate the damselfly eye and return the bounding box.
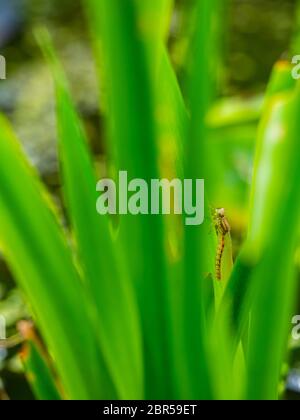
[216,208,225,217]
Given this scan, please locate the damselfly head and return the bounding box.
[215,207,225,218]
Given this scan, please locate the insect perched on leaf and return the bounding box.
[213,208,231,281]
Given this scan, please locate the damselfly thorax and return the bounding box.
[213,208,230,280]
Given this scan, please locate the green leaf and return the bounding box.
[20,322,61,401]
[245,82,300,400]
[220,62,297,355]
[0,115,115,399]
[36,29,144,400]
[180,0,224,399]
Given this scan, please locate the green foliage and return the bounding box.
[0,0,299,400]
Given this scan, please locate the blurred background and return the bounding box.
[0,0,299,399]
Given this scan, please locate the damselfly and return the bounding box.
[213,208,230,280]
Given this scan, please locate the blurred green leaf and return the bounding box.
[245,81,300,400]
[181,0,224,399]
[87,0,174,398]
[37,28,144,400]
[0,116,114,399]
[20,322,61,401]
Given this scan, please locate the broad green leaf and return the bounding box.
[134,0,173,71]
[220,62,297,353]
[37,30,144,400]
[19,322,61,401]
[0,116,115,399]
[86,0,173,398]
[245,84,300,400]
[181,0,223,399]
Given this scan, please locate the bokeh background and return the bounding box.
[0,0,299,399]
